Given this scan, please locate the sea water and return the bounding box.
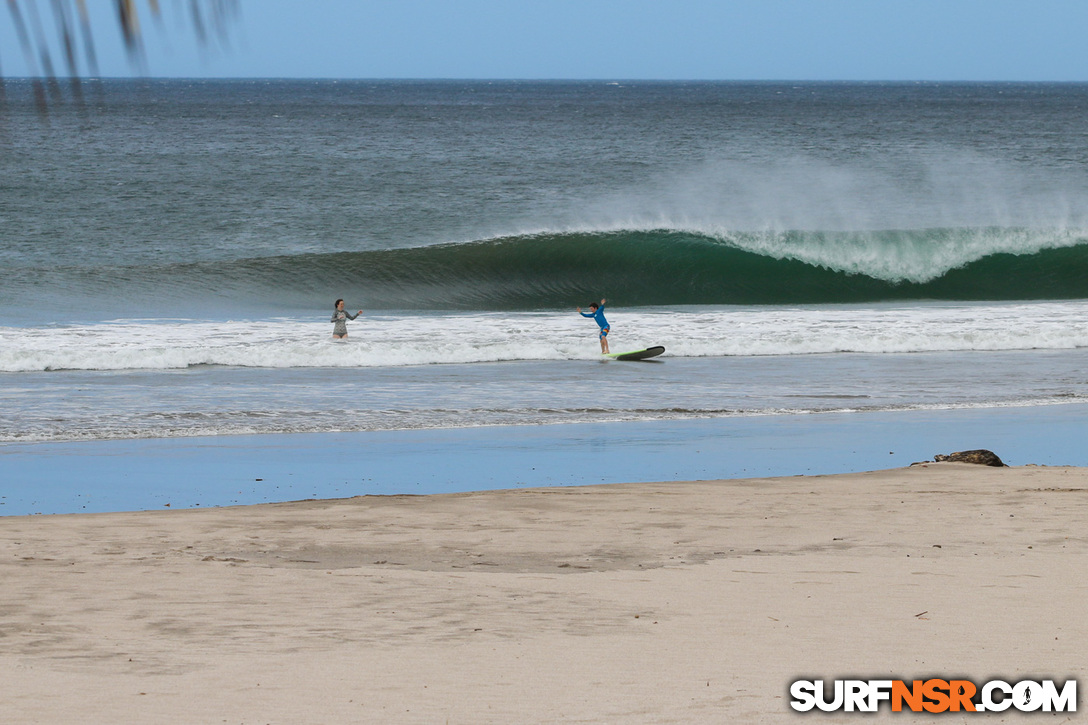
[1,81,1086,449]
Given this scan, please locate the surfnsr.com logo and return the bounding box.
[789,678,1077,713]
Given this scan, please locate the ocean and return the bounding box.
[1,80,1087,451]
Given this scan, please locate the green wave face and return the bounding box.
[9,228,1088,313]
[267,228,1088,308]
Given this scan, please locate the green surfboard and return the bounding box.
[606,345,665,361]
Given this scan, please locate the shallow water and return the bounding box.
[3,404,1086,516]
[1,346,1085,443]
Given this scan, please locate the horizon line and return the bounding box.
[4,76,1088,84]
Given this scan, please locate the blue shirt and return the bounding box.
[580,305,608,329]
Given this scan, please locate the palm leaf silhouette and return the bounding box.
[2,0,239,115]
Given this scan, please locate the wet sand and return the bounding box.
[2,462,1086,723]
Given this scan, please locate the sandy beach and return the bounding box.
[2,462,1085,723]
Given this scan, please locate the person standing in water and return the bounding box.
[331,299,362,339]
[577,298,610,354]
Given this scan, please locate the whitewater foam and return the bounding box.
[2,301,1086,373]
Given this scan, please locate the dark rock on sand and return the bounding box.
[933,449,1007,467]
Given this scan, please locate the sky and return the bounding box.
[2,0,1088,81]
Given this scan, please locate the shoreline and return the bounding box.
[4,402,1088,516]
[2,463,1086,723]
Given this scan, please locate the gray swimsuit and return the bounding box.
[331,309,358,336]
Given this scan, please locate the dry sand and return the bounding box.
[2,463,1085,723]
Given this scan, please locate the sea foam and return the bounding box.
[2,301,1086,373]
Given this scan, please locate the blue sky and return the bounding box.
[3,0,1088,81]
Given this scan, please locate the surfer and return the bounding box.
[331,299,362,339]
[577,298,610,354]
